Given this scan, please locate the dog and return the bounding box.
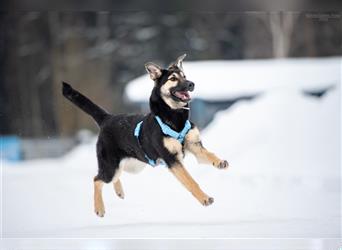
[62,54,229,217]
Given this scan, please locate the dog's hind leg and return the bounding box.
[93,177,105,217]
[113,179,124,199]
[93,158,118,217]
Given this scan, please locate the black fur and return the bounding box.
[62,82,109,125]
[62,66,195,184]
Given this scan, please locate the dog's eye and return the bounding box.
[169,76,177,82]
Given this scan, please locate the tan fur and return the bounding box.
[94,180,105,217]
[185,127,201,143]
[185,127,223,168]
[168,73,180,80]
[160,78,178,96]
[160,73,187,109]
[163,137,183,161]
[145,62,162,80]
[169,163,213,206]
[113,179,124,199]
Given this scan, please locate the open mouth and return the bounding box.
[172,90,191,102]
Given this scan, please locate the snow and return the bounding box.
[125,57,341,101]
[1,59,340,250]
[2,88,340,240]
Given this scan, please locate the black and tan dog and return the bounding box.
[62,54,229,217]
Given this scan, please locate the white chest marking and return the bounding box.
[120,158,146,174]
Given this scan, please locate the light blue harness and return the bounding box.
[134,116,191,167]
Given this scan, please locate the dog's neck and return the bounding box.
[149,95,190,132]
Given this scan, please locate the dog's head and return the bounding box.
[145,54,195,110]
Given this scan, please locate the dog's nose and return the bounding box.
[187,81,195,91]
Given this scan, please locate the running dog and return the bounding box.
[62,54,229,217]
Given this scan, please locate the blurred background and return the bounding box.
[1,12,340,160]
[1,11,341,244]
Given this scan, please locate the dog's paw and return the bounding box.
[95,206,105,217]
[95,209,105,217]
[116,191,125,199]
[218,160,229,169]
[202,196,214,206]
[114,182,125,199]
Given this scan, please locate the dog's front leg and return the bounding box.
[185,127,229,169]
[162,137,213,206]
[169,163,214,206]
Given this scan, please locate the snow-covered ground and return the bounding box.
[1,58,341,249]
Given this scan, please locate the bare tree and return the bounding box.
[268,12,299,58]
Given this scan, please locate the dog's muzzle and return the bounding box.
[171,80,195,102]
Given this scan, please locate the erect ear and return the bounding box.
[145,62,162,80]
[169,53,187,70]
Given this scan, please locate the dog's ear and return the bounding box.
[169,54,187,70]
[145,62,162,80]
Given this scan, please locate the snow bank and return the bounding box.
[2,76,340,238]
[203,88,340,177]
[125,57,341,101]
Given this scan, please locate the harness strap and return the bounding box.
[155,116,191,144]
[133,121,143,137]
[134,121,158,166]
[134,116,192,167]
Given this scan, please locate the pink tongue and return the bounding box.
[175,91,190,100]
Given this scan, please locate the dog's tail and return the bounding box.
[62,82,109,126]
